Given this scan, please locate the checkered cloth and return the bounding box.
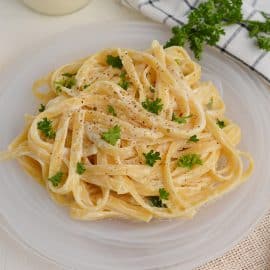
[122,0,270,82]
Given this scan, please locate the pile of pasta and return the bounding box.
[1,41,253,222]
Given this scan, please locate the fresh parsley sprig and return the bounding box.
[189,135,199,143]
[149,188,169,208]
[216,119,226,129]
[172,113,192,124]
[118,71,130,90]
[165,0,270,59]
[76,162,86,175]
[177,153,202,169]
[106,55,123,69]
[54,72,77,93]
[48,171,63,187]
[142,98,163,115]
[37,118,56,139]
[107,105,117,116]
[143,150,161,167]
[101,125,121,146]
[38,104,45,112]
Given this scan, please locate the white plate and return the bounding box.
[0,22,270,270]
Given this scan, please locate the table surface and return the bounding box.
[1,1,269,270]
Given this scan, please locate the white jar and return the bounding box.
[22,0,91,16]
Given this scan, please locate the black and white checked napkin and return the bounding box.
[122,0,270,82]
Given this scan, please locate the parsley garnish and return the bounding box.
[83,84,91,89]
[38,104,45,112]
[244,12,270,51]
[143,150,161,167]
[54,73,76,92]
[172,113,192,124]
[106,55,123,69]
[48,171,63,187]
[37,118,56,139]
[207,97,214,109]
[149,196,165,208]
[177,153,202,169]
[150,85,155,93]
[149,188,169,208]
[118,71,130,90]
[165,0,270,59]
[189,135,199,142]
[107,105,117,116]
[216,119,226,129]
[159,188,169,200]
[76,162,86,175]
[101,125,121,146]
[62,72,76,78]
[142,98,163,115]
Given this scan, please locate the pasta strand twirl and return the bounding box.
[0,41,254,222]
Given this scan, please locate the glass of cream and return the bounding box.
[22,0,91,16]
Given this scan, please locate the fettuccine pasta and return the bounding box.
[0,41,254,222]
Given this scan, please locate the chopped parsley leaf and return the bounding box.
[38,104,45,112]
[149,196,167,208]
[118,71,130,90]
[83,84,91,89]
[48,171,63,187]
[142,98,163,115]
[216,119,226,129]
[143,150,161,167]
[107,105,117,116]
[54,73,76,92]
[207,97,214,109]
[76,162,86,175]
[101,125,121,146]
[150,85,155,93]
[172,113,192,124]
[37,118,55,139]
[106,55,123,69]
[189,135,199,143]
[159,188,169,200]
[177,153,202,169]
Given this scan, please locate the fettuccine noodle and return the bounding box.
[0,41,254,222]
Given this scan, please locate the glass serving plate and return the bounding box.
[0,22,269,270]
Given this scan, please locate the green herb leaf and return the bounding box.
[189,135,199,143]
[216,119,226,129]
[106,55,123,69]
[76,162,86,175]
[107,105,117,116]
[149,196,167,208]
[83,84,91,89]
[177,153,202,169]
[165,1,270,59]
[48,171,63,187]
[142,98,163,115]
[101,125,121,146]
[62,72,76,78]
[172,113,192,124]
[37,118,56,139]
[38,104,45,112]
[118,71,130,90]
[55,73,77,91]
[149,85,155,93]
[207,97,214,109]
[159,188,169,200]
[143,150,161,167]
